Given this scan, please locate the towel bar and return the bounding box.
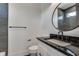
[9,26,27,29]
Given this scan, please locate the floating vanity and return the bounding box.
[37,34,79,56]
[37,37,66,56]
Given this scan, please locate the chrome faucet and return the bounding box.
[57,30,64,41]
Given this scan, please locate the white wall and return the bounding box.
[40,3,58,36]
[8,3,42,56]
[41,3,79,37]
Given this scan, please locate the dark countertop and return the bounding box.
[37,37,79,56]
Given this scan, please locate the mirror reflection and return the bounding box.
[52,3,79,31]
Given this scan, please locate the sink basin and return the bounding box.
[47,39,71,47]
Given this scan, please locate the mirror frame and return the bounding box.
[51,3,79,31]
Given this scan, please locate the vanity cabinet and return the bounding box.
[37,39,66,56]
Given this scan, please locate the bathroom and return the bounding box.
[0,3,79,56]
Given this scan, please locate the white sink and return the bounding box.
[47,39,71,47]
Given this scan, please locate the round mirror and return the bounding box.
[52,3,79,31]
